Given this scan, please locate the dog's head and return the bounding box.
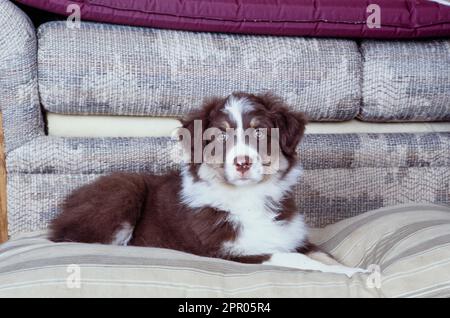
[179,92,307,187]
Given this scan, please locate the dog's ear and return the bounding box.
[181,97,224,131]
[275,109,308,158]
[179,97,224,163]
[255,93,308,158]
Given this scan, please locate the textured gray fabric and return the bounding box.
[0,0,45,153]
[37,22,361,121]
[295,167,450,227]
[6,133,450,174]
[300,133,450,169]
[6,136,181,175]
[7,166,449,235]
[6,133,450,235]
[360,40,450,122]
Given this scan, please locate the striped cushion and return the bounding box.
[1,204,449,297]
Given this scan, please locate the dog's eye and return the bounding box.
[254,128,266,139]
[217,131,228,142]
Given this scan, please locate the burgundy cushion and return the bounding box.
[17,0,450,38]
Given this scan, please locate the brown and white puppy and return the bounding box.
[50,92,366,277]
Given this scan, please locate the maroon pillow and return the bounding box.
[17,0,450,38]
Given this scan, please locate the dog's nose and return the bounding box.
[234,156,252,174]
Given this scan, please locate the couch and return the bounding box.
[0,0,449,297]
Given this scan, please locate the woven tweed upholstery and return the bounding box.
[5,133,450,235]
[6,134,450,174]
[0,0,45,153]
[361,40,450,122]
[37,22,361,121]
[1,1,449,236]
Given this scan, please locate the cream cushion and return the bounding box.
[46,114,450,137]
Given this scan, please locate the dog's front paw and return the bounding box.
[339,266,370,278]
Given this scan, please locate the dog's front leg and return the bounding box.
[263,253,368,277]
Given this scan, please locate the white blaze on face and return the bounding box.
[222,96,263,186]
[223,95,249,133]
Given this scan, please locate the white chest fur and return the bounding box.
[180,165,308,256]
[223,208,307,255]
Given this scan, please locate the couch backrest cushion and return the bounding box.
[37,22,362,121]
[360,40,450,122]
[6,131,450,235]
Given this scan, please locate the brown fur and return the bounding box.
[50,173,147,244]
[180,92,308,179]
[50,92,320,265]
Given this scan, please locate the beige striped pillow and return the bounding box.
[0,203,449,297]
[311,203,450,297]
